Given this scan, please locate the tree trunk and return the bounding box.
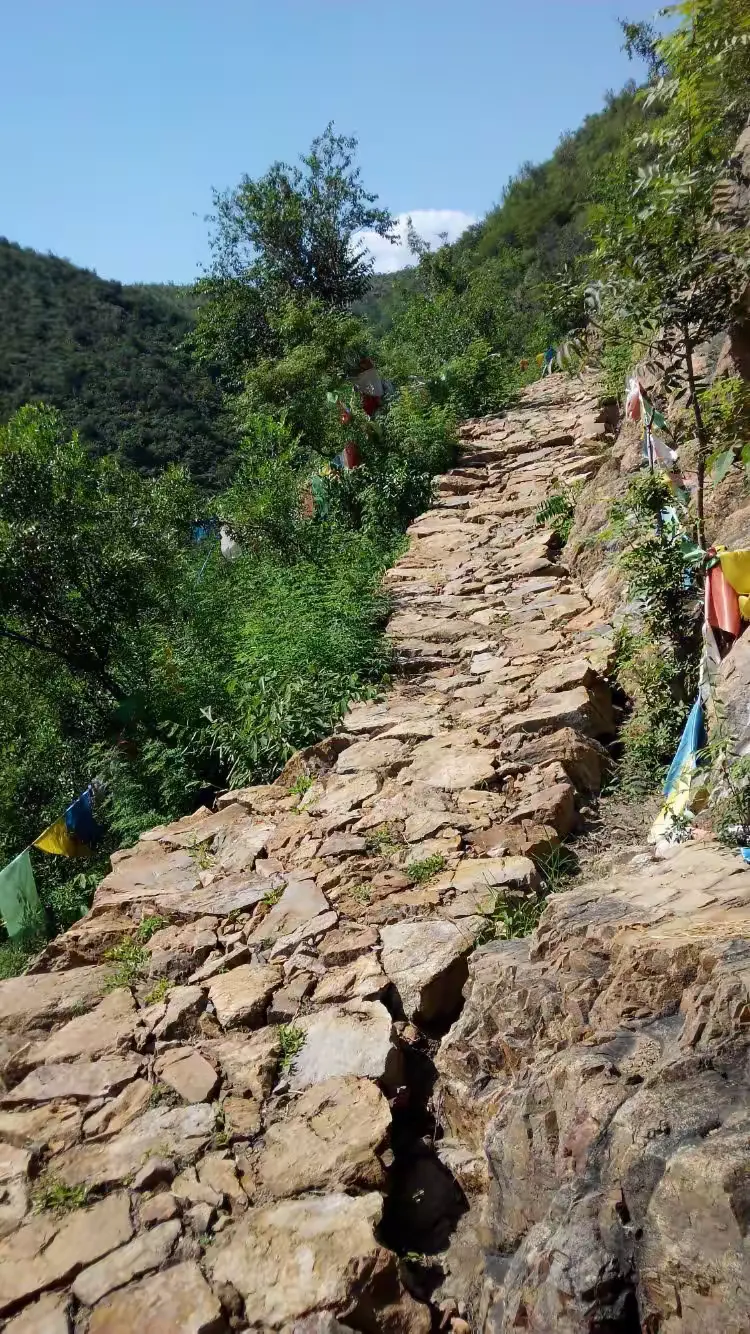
[683,328,710,548]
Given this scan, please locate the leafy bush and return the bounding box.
[535,486,579,544]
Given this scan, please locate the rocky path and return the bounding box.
[2,374,749,1332]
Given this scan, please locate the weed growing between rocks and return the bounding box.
[406,854,447,884]
[144,977,172,1006]
[290,774,314,797]
[32,1179,90,1215]
[103,938,148,991]
[534,482,581,545]
[476,893,545,944]
[349,883,372,904]
[278,1024,306,1073]
[365,824,404,856]
[261,885,284,908]
[135,914,170,943]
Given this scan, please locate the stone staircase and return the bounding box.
[1,374,748,1332]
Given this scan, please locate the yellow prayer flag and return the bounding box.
[718,549,750,597]
[33,819,90,858]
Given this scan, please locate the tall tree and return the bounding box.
[193,125,394,389]
[591,0,750,542]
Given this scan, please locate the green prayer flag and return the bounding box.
[0,850,42,939]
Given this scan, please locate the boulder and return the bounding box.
[211,1192,428,1331]
[380,919,473,1025]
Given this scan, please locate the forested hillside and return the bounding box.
[0,241,236,484]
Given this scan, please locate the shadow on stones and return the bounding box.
[379,1035,469,1304]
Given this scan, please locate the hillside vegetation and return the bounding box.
[0,241,235,484]
[1,0,748,975]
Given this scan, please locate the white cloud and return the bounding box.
[357,209,477,274]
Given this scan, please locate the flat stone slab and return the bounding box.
[0,1194,133,1316]
[52,1104,214,1188]
[248,878,329,945]
[155,1048,219,1103]
[86,1260,222,1334]
[0,967,110,1035]
[2,1056,143,1106]
[257,1076,390,1196]
[20,990,139,1069]
[71,1218,181,1307]
[289,1001,400,1091]
[335,737,409,773]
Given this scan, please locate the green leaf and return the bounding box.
[710,449,735,484]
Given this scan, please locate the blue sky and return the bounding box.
[2,0,655,284]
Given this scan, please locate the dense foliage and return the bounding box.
[0,240,235,484]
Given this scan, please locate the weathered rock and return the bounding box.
[2,1056,142,1106]
[82,1079,152,1138]
[503,685,615,739]
[207,964,281,1029]
[210,818,275,874]
[155,1047,219,1103]
[380,919,473,1025]
[401,739,497,791]
[0,967,109,1036]
[248,878,329,945]
[301,771,380,816]
[200,1029,279,1101]
[52,1104,214,1188]
[72,1219,182,1306]
[335,737,409,774]
[86,1260,223,1334]
[289,1001,400,1091]
[3,1292,71,1333]
[220,1093,261,1139]
[139,1192,181,1226]
[515,727,610,793]
[17,990,139,1072]
[210,1192,427,1331]
[312,955,389,1006]
[0,1194,133,1315]
[152,984,206,1040]
[257,1076,390,1196]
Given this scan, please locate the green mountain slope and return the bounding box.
[0,240,236,485]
